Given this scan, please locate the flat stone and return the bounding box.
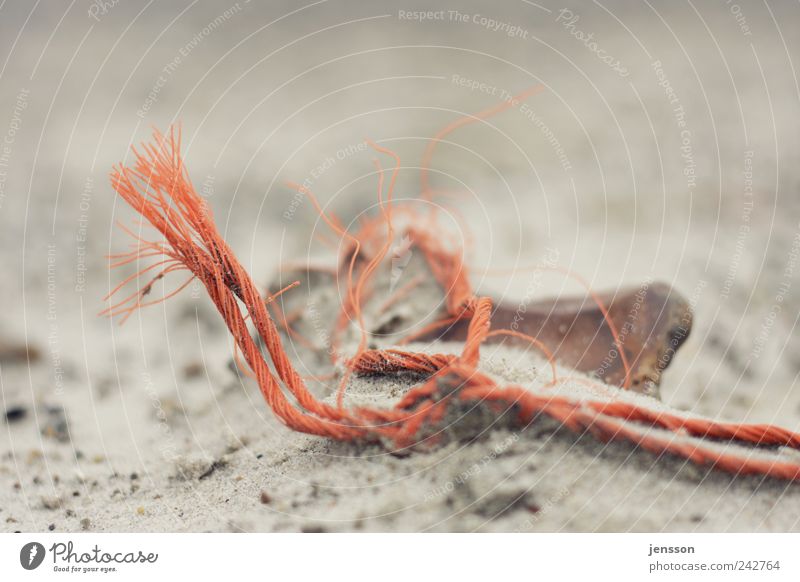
[430,281,692,398]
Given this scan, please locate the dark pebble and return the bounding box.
[4,406,27,423]
[0,342,40,364]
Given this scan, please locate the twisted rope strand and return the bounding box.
[104,125,800,482]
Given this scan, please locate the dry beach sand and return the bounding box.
[1,1,800,531]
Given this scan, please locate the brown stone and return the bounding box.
[423,281,692,397]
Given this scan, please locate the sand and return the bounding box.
[2,1,800,532]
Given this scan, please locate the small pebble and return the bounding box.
[0,342,40,364]
[41,496,61,510]
[259,491,272,505]
[183,361,204,379]
[4,406,27,423]
[136,506,145,515]
[41,405,70,442]
[80,518,91,530]
[48,523,55,531]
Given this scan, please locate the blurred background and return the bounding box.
[1,0,800,529]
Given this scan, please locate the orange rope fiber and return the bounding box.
[104,124,800,482]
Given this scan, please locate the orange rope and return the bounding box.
[350,349,455,376]
[103,125,800,483]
